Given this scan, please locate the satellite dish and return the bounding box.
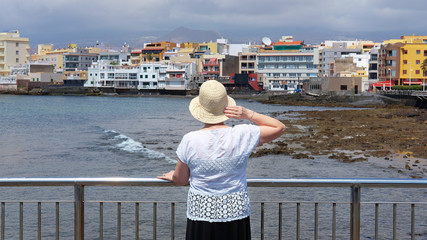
[262,37,272,46]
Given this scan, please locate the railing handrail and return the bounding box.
[1,177,427,240]
[0,177,427,188]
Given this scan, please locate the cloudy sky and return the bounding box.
[1,0,426,48]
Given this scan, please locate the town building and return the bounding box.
[330,53,370,77]
[32,43,101,72]
[239,52,257,74]
[368,45,380,82]
[305,77,363,95]
[63,49,98,71]
[320,42,362,77]
[63,70,88,86]
[256,38,319,92]
[199,54,239,82]
[99,52,130,65]
[130,41,177,65]
[0,30,30,77]
[378,35,427,86]
[85,60,194,91]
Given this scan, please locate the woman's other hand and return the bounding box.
[157,170,175,181]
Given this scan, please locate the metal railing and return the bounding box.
[1,178,427,240]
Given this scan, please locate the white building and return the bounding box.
[257,46,319,92]
[85,61,194,91]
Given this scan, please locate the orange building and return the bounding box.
[131,42,177,65]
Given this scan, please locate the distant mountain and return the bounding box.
[157,27,223,43]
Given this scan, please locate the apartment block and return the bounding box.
[63,49,98,71]
[131,42,177,65]
[320,42,362,77]
[199,54,239,82]
[0,31,30,76]
[256,39,319,92]
[378,35,427,85]
[239,52,257,74]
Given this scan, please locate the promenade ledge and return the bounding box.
[1,177,427,240]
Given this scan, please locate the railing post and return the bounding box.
[74,184,84,240]
[350,185,361,240]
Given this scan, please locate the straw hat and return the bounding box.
[189,80,236,124]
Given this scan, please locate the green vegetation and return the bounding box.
[392,85,423,91]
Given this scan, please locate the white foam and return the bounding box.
[104,129,176,164]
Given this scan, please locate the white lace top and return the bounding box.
[176,124,260,222]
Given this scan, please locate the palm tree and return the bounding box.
[421,59,427,91]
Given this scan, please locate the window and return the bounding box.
[340,85,348,90]
[145,75,148,78]
[416,50,420,54]
[403,50,408,54]
[16,43,19,47]
[416,70,420,74]
[403,60,407,64]
[424,50,427,56]
[152,75,155,78]
[16,58,19,63]
[416,60,420,64]
[16,50,19,55]
[403,70,407,74]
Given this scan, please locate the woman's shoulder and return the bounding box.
[232,123,259,132]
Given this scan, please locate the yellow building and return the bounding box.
[0,30,30,76]
[198,42,219,54]
[379,35,427,85]
[400,43,427,84]
[32,43,101,71]
[182,42,200,49]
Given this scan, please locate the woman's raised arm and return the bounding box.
[224,106,286,146]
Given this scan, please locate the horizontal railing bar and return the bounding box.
[0,200,74,203]
[86,201,187,204]
[362,202,427,204]
[3,200,426,205]
[1,178,427,188]
[252,201,350,204]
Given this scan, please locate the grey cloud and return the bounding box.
[1,0,426,46]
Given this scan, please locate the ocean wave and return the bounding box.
[103,129,176,164]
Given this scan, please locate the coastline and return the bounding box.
[2,91,425,178]
[251,98,427,178]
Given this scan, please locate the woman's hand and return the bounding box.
[224,106,253,120]
[157,170,175,181]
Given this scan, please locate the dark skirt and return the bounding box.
[186,217,251,240]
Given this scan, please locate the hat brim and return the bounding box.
[189,96,236,124]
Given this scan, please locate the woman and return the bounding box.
[158,80,286,239]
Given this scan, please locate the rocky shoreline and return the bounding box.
[251,95,427,178]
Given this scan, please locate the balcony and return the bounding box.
[0,178,426,240]
[201,70,220,75]
[202,62,219,67]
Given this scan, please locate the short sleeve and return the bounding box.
[176,135,189,165]
[240,124,260,155]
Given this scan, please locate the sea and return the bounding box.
[0,95,426,239]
